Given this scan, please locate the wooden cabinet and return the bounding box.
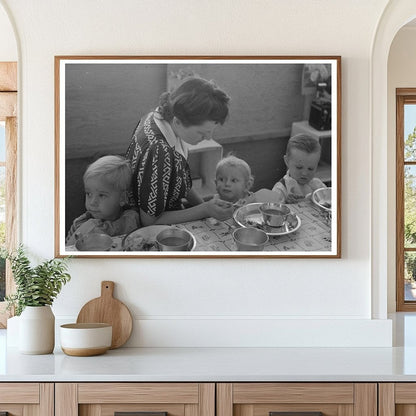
[217,383,377,416]
[379,383,416,416]
[0,383,53,415]
[1,380,411,416]
[55,383,215,416]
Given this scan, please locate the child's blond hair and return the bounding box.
[83,155,132,191]
[216,155,254,185]
[286,134,321,157]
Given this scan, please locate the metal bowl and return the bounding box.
[155,228,193,251]
[258,203,291,227]
[312,187,332,212]
[233,227,269,251]
[75,233,113,251]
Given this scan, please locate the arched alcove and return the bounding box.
[371,0,416,318]
[387,21,416,313]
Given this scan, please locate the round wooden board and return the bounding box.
[76,281,133,349]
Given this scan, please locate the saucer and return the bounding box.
[233,203,301,236]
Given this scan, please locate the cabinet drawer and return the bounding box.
[217,383,376,416]
[56,383,215,416]
[379,383,416,415]
[0,383,53,416]
[78,383,200,403]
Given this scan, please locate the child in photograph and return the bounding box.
[214,155,254,206]
[214,155,282,208]
[272,134,327,203]
[66,155,141,245]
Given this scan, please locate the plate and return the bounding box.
[233,203,301,236]
[122,225,196,251]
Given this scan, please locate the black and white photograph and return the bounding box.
[55,57,340,258]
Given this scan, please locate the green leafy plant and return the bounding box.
[2,245,71,316]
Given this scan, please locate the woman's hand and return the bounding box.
[204,198,234,220]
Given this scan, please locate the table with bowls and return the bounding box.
[177,195,331,252]
[66,188,332,253]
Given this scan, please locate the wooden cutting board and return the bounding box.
[76,281,133,349]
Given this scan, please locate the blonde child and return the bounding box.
[214,155,281,208]
[272,134,326,203]
[66,155,140,245]
[214,155,254,205]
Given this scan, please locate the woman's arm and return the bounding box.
[140,199,233,227]
[253,188,286,204]
[185,187,204,207]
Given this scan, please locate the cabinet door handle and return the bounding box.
[115,412,168,416]
[270,413,323,416]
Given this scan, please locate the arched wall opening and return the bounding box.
[386,12,416,312]
[371,1,416,318]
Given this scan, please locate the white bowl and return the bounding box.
[60,323,112,356]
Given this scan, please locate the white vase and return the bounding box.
[6,315,20,347]
[18,305,55,354]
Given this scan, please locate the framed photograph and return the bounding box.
[55,56,341,258]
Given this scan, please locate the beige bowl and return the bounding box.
[60,323,112,356]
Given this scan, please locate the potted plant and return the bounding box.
[3,245,71,354]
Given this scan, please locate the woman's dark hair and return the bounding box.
[158,77,230,127]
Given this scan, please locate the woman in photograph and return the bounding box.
[125,77,234,226]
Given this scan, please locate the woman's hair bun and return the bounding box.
[158,92,174,121]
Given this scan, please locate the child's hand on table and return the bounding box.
[286,193,305,204]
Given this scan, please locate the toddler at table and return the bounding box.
[66,155,141,245]
[272,133,327,204]
[214,155,254,206]
[214,155,281,208]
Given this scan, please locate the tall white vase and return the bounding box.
[19,305,55,354]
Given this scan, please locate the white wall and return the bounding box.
[0,3,16,61]
[0,0,395,347]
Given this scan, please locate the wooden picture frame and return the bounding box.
[55,56,341,258]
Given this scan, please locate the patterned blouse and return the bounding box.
[125,113,192,218]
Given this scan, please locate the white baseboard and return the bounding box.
[52,316,392,348]
[124,318,392,348]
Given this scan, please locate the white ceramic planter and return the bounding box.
[6,315,20,347]
[19,305,55,354]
